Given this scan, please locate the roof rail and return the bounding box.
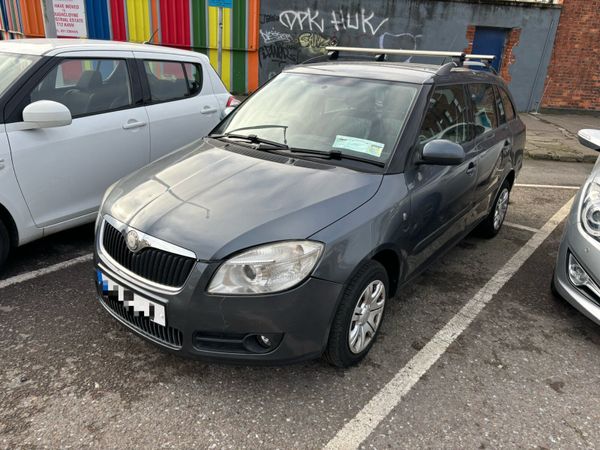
[324,46,496,68]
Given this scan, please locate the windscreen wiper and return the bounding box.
[287,148,386,168]
[209,133,289,150]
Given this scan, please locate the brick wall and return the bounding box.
[541,0,600,111]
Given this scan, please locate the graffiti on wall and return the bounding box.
[279,8,389,36]
[258,3,423,82]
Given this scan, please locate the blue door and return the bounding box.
[472,27,508,72]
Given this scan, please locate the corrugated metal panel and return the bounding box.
[126,0,150,42]
[0,1,8,39]
[85,0,111,40]
[19,0,44,37]
[160,0,190,47]
[0,0,24,39]
[110,0,127,41]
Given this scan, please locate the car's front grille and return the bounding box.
[101,294,183,348]
[102,222,195,288]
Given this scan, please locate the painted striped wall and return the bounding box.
[88,0,259,93]
[0,0,258,94]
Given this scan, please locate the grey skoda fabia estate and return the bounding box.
[95,48,525,367]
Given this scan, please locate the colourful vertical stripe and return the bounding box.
[19,0,44,37]
[191,0,207,54]
[159,0,190,47]
[85,0,111,40]
[126,0,150,42]
[231,0,246,93]
[110,0,127,41]
[247,0,259,92]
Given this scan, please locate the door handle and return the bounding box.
[466,162,476,176]
[201,106,218,115]
[122,120,147,130]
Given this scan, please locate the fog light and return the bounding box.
[568,254,591,286]
[257,335,272,348]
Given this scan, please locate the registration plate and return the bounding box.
[97,270,166,326]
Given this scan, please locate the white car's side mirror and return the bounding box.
[22,100,72,130]
[578,129,600,152]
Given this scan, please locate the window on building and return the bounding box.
[418,85,471,146]
[29,58,132,118]
[143,60,203,102]
[469,83,498,136]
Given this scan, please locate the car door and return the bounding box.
[4,51,150,228]
[468,83,507,222]
[405,84,479,273]
[133,52,222,161]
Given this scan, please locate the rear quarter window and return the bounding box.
[469,83,498,137]
[143,60,203,103]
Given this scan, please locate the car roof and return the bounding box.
[284,60,502,85]
[0,38,207,60]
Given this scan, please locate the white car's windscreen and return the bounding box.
[0,52,40,97]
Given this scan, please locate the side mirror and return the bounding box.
[578,129,600,152]
[421,139,465,165]
[22,100,72,130]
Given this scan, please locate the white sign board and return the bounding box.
[53,0,87,38]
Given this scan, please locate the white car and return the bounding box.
[0,39,237,270]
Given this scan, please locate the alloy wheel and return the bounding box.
[493,188,510,230]
[348,280,386,354]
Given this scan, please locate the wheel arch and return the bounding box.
[0,202,18,247]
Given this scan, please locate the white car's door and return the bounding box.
[5,51,150,228]
[133,51,222,161]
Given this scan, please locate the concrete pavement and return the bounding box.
[522,113,600,163]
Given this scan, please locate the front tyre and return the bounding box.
[324,261,389,368]
[477,180,511,238]
[0,219,10,273]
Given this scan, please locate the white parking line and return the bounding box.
[0,253,93,290]
[325,196,574,450]
[504,221,541,233]
[515,183,580,190]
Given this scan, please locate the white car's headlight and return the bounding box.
[582,181,600,237]
[208,241,324,295]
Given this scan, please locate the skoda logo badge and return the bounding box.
[126,230,140,252]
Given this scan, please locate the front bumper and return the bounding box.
[554,199,600,326]
[94,253,343,364]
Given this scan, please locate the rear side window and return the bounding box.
[143,60,203,102]
[469,84,498,136]
[29,58,132,118]
[498,87,516,122]
[418,85,471,146]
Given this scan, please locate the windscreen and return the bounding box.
[0,52,39,97]
[217,73,419,163]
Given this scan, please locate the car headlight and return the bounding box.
[581,181,600,237]
[207,241,324,295]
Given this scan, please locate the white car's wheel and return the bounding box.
[0,220,9,272]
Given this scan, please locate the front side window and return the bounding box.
[418,85,471,146]
[469,83,498,136]
[143,60,203,102]
[29,58,132,118]
[0,52,40,97]
[216,73,418,164]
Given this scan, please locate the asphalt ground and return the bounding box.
[1,159,599,449]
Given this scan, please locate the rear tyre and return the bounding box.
[477,180,511,239]
[323,261,389,368]
[0,219,10,273]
